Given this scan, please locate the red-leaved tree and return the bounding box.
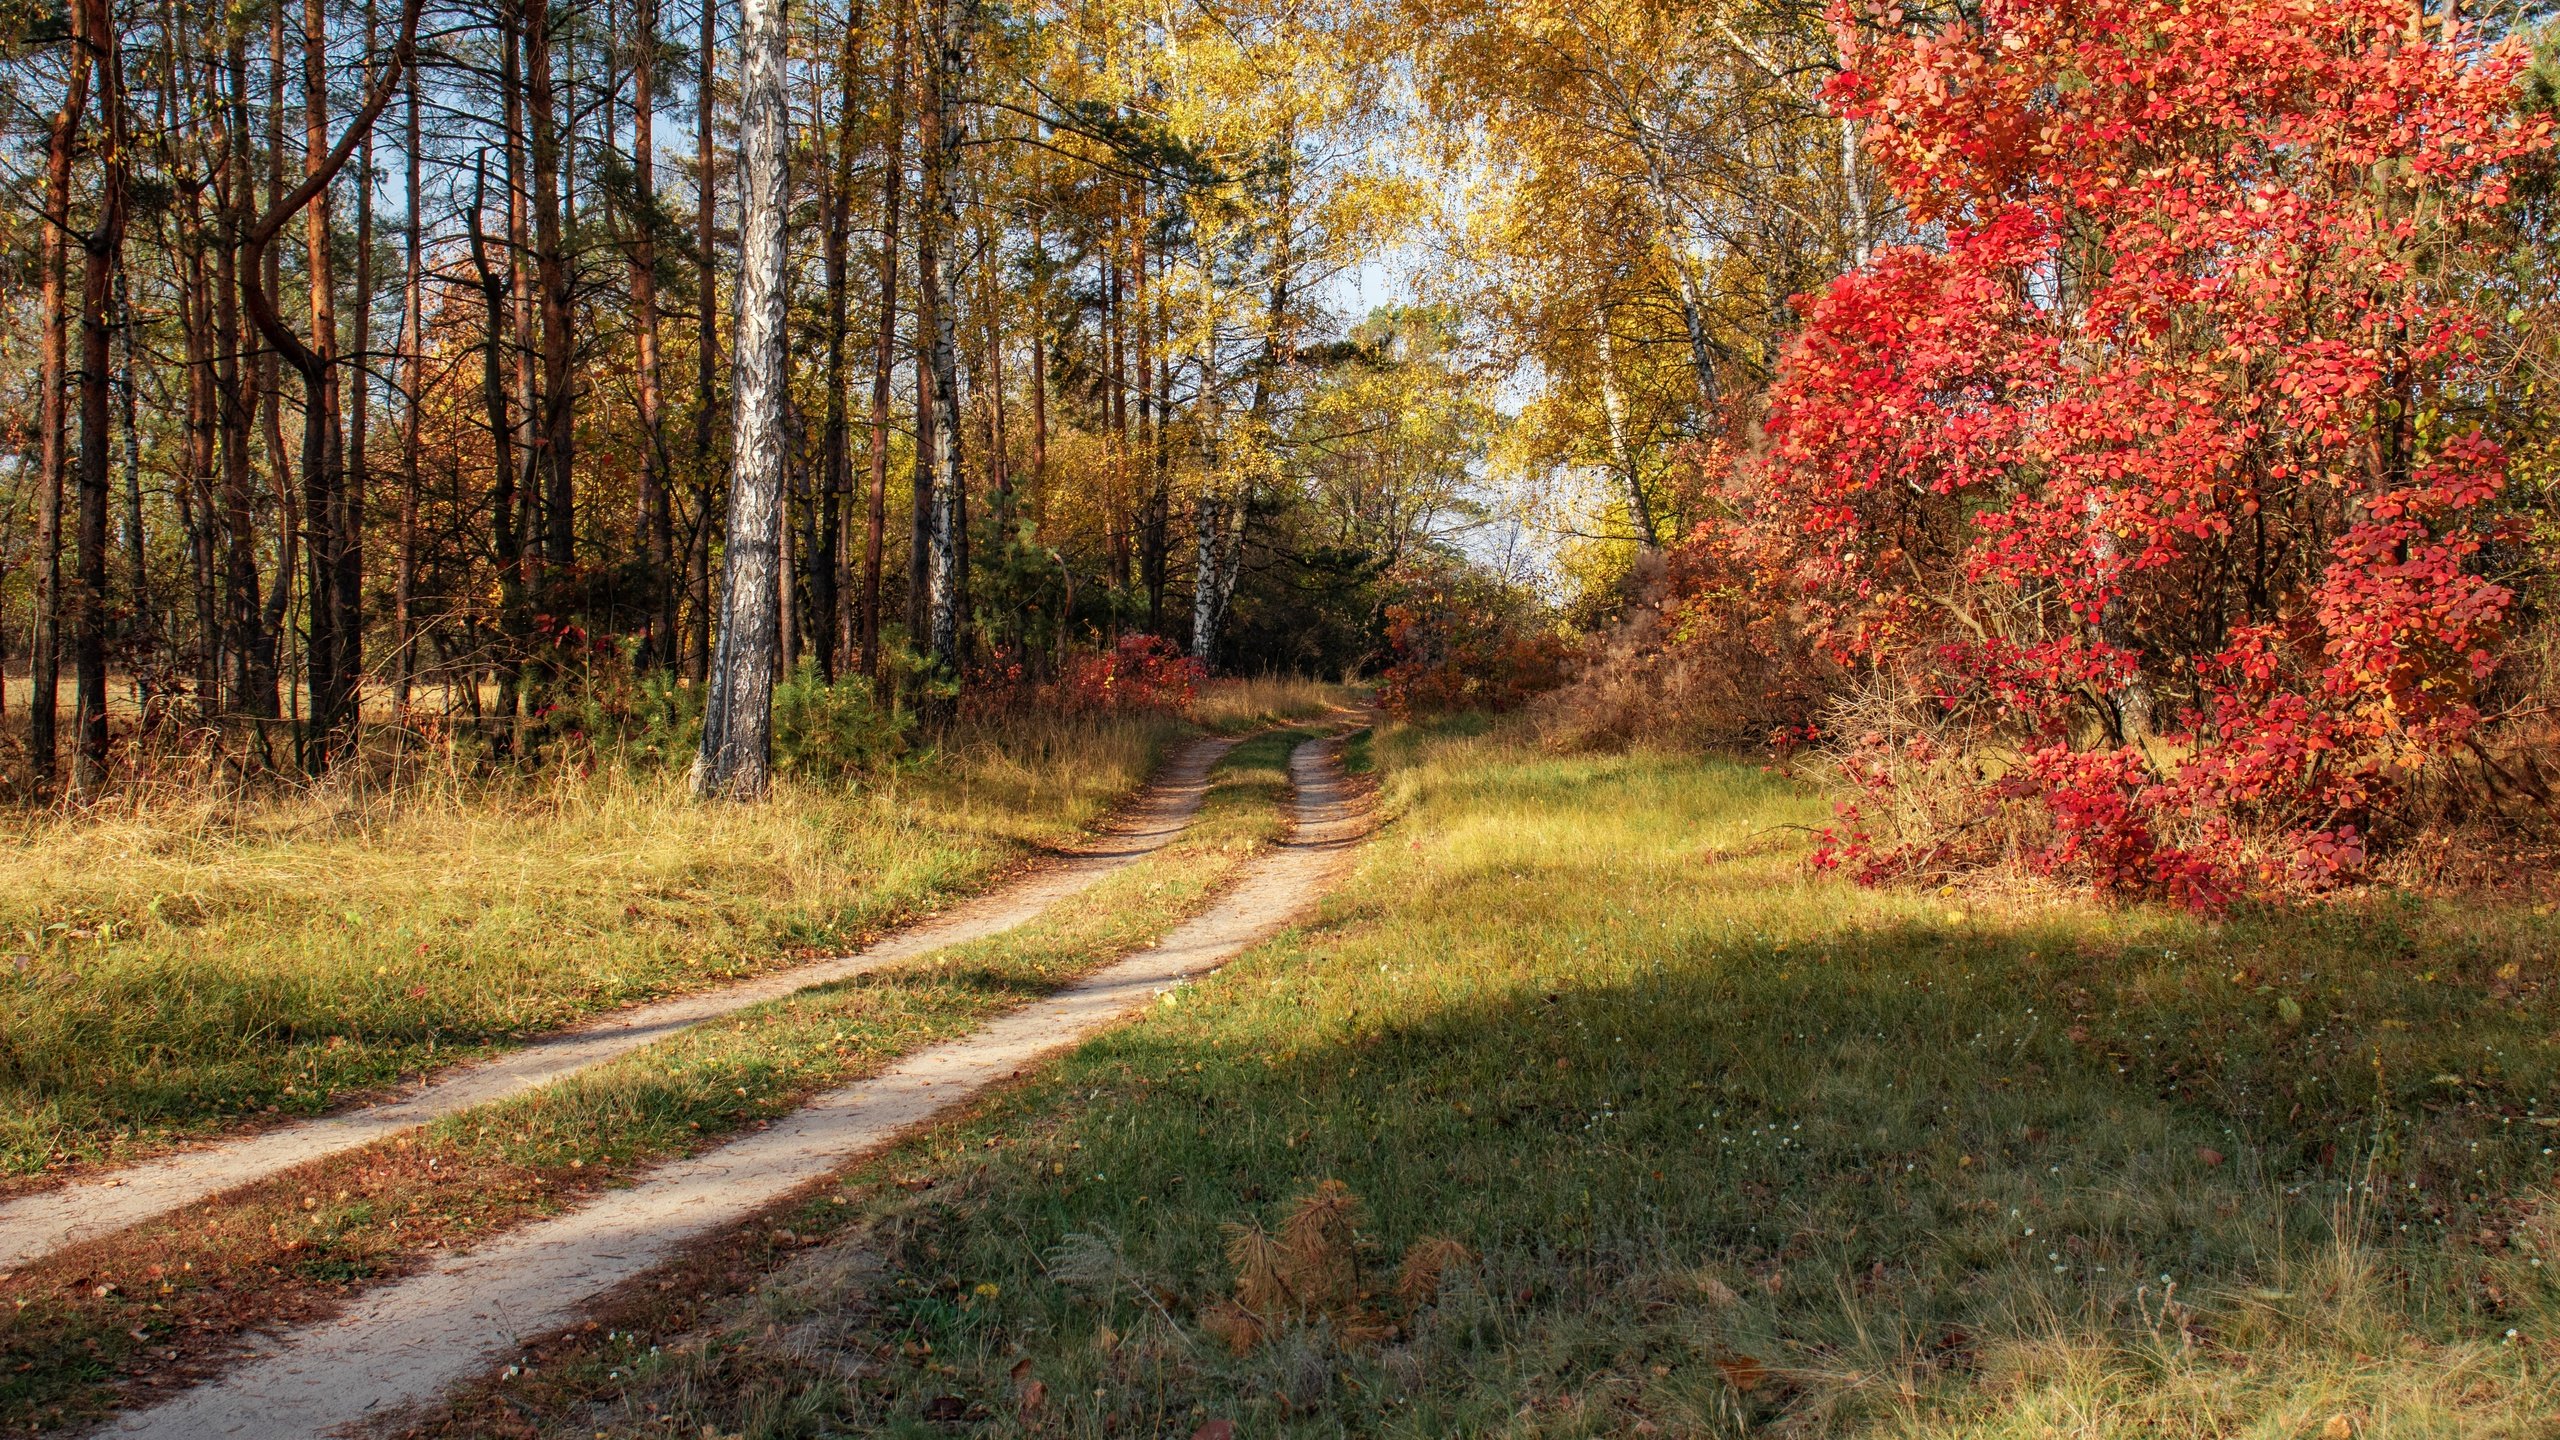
[1734,0,2549,905]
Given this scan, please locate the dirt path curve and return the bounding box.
[0,737,1240,1276]
[106,736,1369,1440]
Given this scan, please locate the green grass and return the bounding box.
[485,718,2560,1439]
[0,731,1314,1433]
[413,726,1312,1177]
[0,712,1185,1181]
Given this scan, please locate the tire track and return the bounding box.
[107,736,1367,1440]
[0,737,1236,1275]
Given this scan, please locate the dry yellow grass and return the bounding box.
[0,711,1182,1180]
[1186,674,1356,734]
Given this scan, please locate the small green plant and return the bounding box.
[770,664,912,779]
[618,668,706,773]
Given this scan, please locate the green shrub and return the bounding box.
[771,663,913,778]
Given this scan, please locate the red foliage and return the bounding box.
[1377,587,1571,720]
[1044,634,1206,715]
[1726,0,2549,906]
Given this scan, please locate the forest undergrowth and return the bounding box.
[433,716,2560,1439]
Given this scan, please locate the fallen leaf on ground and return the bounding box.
[1716,1354,1768,1393]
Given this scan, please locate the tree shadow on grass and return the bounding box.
[705,883,2560,1438]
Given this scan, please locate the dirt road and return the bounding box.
[106,736,1367,1440]
[0,738,1236,1276]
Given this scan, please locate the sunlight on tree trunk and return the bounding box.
[695,0,790,800]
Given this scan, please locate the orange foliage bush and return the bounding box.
[1376,580,1571,720]
[1040,635,1206,715]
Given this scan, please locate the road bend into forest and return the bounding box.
[105,735,1371,1440]
[0,736,1241,1276]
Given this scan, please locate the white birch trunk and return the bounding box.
[1594,322,1657,548]
[920,0,967,676]
[1190,493,1221,664]
[695,0,790,798]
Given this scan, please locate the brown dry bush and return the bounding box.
[1534,520,1840,757]
[2376,614,2560,892]
[1197,1180,1471,1356]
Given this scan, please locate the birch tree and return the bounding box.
[694,0,790,798]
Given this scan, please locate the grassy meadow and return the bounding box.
[0,727,1315,1433]
[0,709,1189,1182]
[459,717,2560,1439]
[1185,676,1357,735]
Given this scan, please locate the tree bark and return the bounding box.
[303,0,342,760]
[1592,318,1658,548]
[916,0,967,680]
[258,3,296,739]
[695,0,791,799]
[627,0,674,670]
[395,37,422,712]
[117,269,148,689]
[1028,218,1046,505]
[469,153,525,716]
[687,0,719,685]
[1126,202,1157,627]
[504,0,540,615]
[858,9,904,685]
[217,25,276,721]
[29,19,92,794]
[1189,494,1218,663]
[72,0,126,791]
[1104,223,1129,604]
[170,14,223,712]
[349,0,378,722]
[815,7,860,680]
[527,0,575,571]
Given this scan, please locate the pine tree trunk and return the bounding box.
[858,10,904,685]
[29,24,91,794]
[501,0,538,719]
[816,10,859,680]
[470,154,524,716]
[528,0,575,571]
[347,0,377,725]
[695,0,791,799]
[116,269,148,690]
[259,4,296,746]
[172,21,223,712]
[512,14,540,588]
[73,0,127,791]
[628,0,673,671]
[395,48,422,713]
[216,29,274,721]
[294,0,347,764]
[687,0,719,686]
[240,0,418,763]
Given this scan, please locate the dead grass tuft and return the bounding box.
[1204,1182,1455,1356]
[1393,1234,1473,1309]
[1185,675,1352,735]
